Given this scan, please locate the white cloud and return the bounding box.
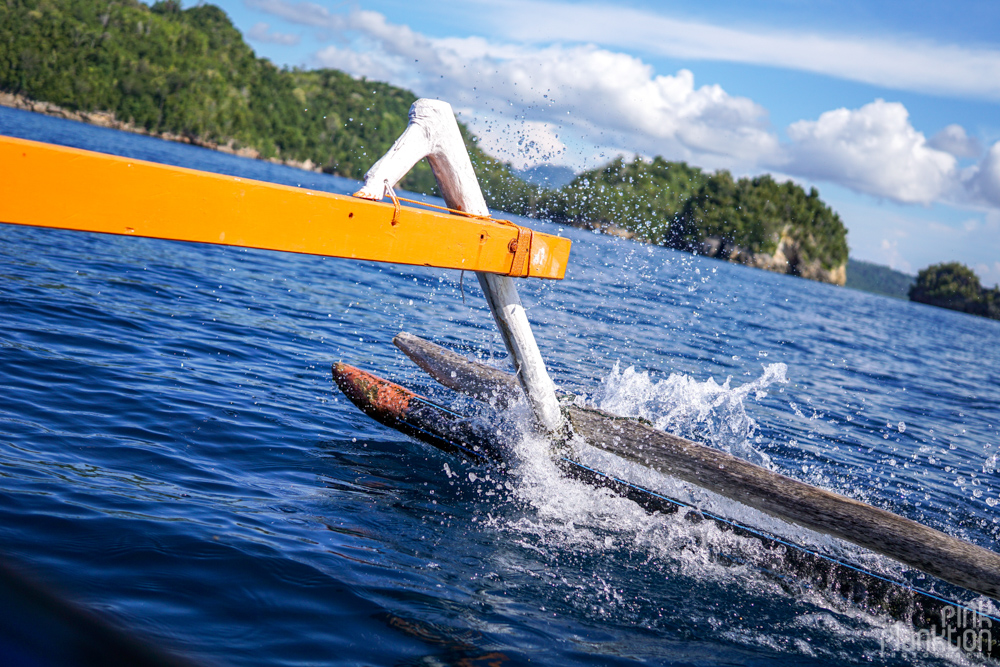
[304,8,779,169]
[464,118,567,169]
[928,124,982,159]
[974,210,1000,286]
[878,238,913,274]
[966,142,1000,208]
[974,260,1000,288]
[312,44,408,85]
[780,100,957,205]
[247,22,301,46]
[242,0,1000,103]
[476,0,1000,102]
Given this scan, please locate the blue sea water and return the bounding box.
[1,105,999,666]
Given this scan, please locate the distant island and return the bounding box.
[497,157,848,285]
[845,260,914,299]
[2,0,848,284]
[909,263,1000,321]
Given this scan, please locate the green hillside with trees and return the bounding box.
[500,157,848,283]
[846,259,914,299]
[1,0,848,283]
[0,0,448,190]
[909,262,1000,320]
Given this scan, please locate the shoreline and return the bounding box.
[0,90,325,174]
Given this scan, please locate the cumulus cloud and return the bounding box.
[258,3,778,168]
[247,22,301,46]
[966,142,1000,208]
[312,44,407,85]
[780,100,957,205]
[467,119,567,169]
[437,51,779,164]
[928,124,982,159]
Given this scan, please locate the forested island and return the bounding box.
[909,263,1000,321]
[495,158,848,284]
[2,0,849,283]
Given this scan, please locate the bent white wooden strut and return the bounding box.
[353,99,563,434]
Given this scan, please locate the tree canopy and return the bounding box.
[0,0,445,190]
[909,262,1000,320]
[519,157,848,273]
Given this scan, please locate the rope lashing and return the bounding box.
[383,181,402,226]
[369,184,534,277]
[505,224,533,278]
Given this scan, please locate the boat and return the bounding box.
[6,96,1000,660]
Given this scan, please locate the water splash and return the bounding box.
[489,363,797,585]
[595,362,788,467]
[459,371,969,664]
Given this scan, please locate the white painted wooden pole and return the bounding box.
[354,99,563,435]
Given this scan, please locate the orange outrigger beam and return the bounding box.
[0,136,570,279]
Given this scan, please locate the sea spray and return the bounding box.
[496,359,799,546]
[596,362,788,468]
[490,363,796,594]
[492,422,886,658]
[487,404,936,665]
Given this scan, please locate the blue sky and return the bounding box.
[201,0,1000,283]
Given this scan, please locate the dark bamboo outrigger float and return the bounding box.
[335,335,1000,658]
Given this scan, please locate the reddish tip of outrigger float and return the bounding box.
[333,362,414,423]
[333,361,501,464]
